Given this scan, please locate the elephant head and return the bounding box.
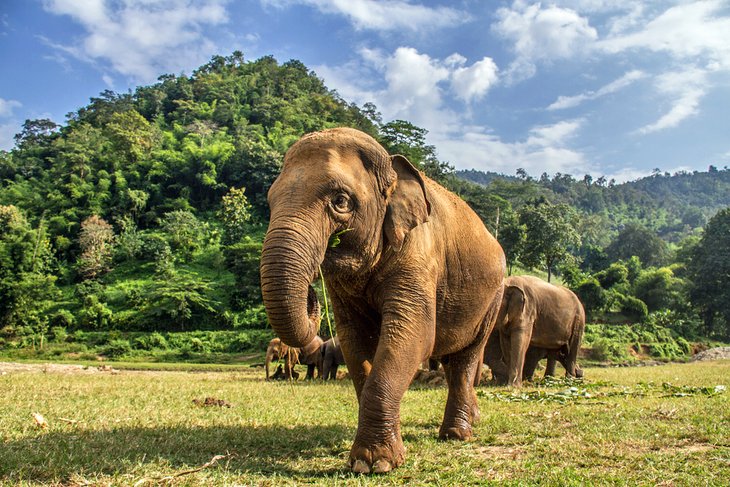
[260,128,430,352]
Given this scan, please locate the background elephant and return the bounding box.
[483,330,583,385]
[265,335,324,380]
[265,337,297,380]
[260,128,504,473]
[264,287,323,380]
[494,275,585,387]
[321,336,346,380]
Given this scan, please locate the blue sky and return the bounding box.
[1,1,729,182]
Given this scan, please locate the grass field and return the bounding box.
[1,361,728,486]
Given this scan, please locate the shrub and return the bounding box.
[50,326,68,343]
[51,309,75,329]
[590,337,630,362]
[620,295,648,321]
[101,339,131,358]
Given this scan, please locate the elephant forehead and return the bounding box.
[280,149,373,192]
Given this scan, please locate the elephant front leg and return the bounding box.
[348,307,434,473]
[505,327,531,387]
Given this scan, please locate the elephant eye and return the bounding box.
[332,193,353,214]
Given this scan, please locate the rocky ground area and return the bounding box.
[691,347,730,361]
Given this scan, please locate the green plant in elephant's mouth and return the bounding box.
[318,228,351,339]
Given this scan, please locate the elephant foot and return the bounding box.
[348,438,405,474]
[439,404,477,440]
[438,423,473,441]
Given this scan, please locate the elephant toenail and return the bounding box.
[372,459,392,474]
[352,459,371,474]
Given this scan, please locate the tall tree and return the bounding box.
[519,202,581,282]
[688,208,730,338]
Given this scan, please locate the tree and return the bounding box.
[633,267,684,312]
[78,215,115,279]
[688,208,730,338]
[605,224,669,268]
[378,120,453,184]
[498,213,526,275]
[519,202,581,282]
[160,210,205,260]
[0,205,58,329]
[219,187,252,244]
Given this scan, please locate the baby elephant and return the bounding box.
[321,336,346,380]
[265,336,324,380]
[494,275,585,387]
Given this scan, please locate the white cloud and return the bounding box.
[0,98,22,118]
[428,118,589,178]
[450,57,499,103]
[262,0,468,31]
[43,0,231,82]
[548,70,646,110]
[637,68,708,134]
[493,1,597,82]
[317,46,499,130]
[597,0,730,70]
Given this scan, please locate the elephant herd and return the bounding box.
[266,274,585,388]
[258,128,586,473]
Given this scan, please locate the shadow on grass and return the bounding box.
[0,423,353,482]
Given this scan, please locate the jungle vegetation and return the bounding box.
[1,52,729,360]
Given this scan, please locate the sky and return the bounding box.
[1,1,730,182]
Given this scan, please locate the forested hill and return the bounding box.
[1,52,729,341]
[456,166,730,243]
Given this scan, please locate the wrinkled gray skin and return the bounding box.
[321,337,346,380]
[494,275,585,387]
[483,330,583,385]
[260,128,505,473]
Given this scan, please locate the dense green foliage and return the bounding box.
[1,51,729,356]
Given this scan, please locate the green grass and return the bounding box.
[1,361,728,485]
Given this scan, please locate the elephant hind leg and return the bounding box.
[564,317,585,378]
[440,291,501,440]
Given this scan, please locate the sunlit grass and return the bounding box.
[1,361,728,485]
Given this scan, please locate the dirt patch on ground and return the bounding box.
[692,347,730,361]
[0,362,120,375]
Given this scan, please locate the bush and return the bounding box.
[590,337,631,362]
[620,295,648,321]
[133,332,169,351]
[101,339,132,358]
[51,309,75,329]
[50,326,68,343]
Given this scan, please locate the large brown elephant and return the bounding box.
[260,128,505,473]
[494,275,585,387]
[483,330,583,385]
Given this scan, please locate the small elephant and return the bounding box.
[321,336,346,380]
[265,335,324,380]
[264,286,324,380]
[260,128,504,473]
[494,275,585,387]
[483,330,583,385]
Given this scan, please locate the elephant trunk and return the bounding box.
[260,221,325,351]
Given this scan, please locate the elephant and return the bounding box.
[321,336,346,380]
[264,287,324,380]
[493,275,585,387]
[260,128,505,473]
[265,335,324,380]
[483,330,583,385]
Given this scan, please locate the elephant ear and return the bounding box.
[505,285,526,321]
[383,155,431,251]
